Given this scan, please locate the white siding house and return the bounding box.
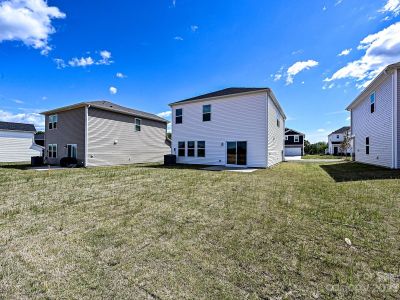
[0,121,42,162]
[347,62,400,169]
[327,126,352,155]
[169,88,286,168]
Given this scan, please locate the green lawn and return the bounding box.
[0,162,399,299]
[302,154,346,159]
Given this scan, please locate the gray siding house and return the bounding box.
[42,101,170,167]
[347,62,399,169]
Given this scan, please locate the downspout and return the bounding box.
[394,71,398,168]
[84,105,90,167]
[265,92,269,166]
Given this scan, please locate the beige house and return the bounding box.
[41,101,170,167]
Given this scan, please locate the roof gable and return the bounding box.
[285,128,305,136]
[330,126,350,135]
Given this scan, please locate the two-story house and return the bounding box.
[284,128,305,156]
[41,101,170,167]
[346,62,399,169]
[327,126,352,155]
[169,87,286,168]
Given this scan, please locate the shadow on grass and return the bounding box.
[0,163,31,170]
[321,162,400,182]
[145,164,210,171]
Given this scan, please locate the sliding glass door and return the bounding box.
[226,141,247,165]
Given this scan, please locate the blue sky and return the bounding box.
[0,0,400,142]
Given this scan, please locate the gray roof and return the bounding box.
[285,128,305,136]
[330,126,350,135]
[170,87,269,104]
[41,100,168,123]
[34,133,44,140]
[169,87,286,119]
[0,121,36,132]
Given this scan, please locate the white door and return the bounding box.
[285,147,301,157]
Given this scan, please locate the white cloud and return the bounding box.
[174,36,183,41]
[13,99,24,104]
[335,0,343,6]
[286,60,319,85]
[346,116,351,121]
[97,50,112,65]
[0,0,65,55]
[57,50,114,68]
[116,72,127,78]
[338,48,352,56]
[324,22,400,88]
[191,25,199,32]
[157,111,172,118]
[380,0,400,17]
[317,128,326,132]
[109,86,117,95]
[291,49,303,55]
[323,6,327,11]
[172,0,176,7]
[0,109,44,130]
[322,82,335,90]
[68,57,94,67]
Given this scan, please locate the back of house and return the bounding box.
[42,101,170,167]
[169,87,286,168]
[327,126,352,155]
[347,62,400,169]
[0,121,42,162]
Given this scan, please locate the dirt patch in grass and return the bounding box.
[0,162,399,299]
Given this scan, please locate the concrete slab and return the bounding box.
[285,156,302,161]
[28,166,67,171]
[201,166,258,173]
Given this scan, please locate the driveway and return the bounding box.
[285,156,302,161]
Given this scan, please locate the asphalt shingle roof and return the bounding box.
[331,126,350,135]
[0,121,36,132]
[170,87,269,105]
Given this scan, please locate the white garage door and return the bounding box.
[285,147,302,157]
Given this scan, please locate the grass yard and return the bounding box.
[302,154,345,160]
[0,162,399,299]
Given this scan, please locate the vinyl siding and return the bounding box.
[45,108,86,166]
[267,95,284,166]
[352,74,393,168]
[328,133,352,155]
[87,108,169,167]
[171,92,268,167]
[0,131,41,162]
[397,69,400,168]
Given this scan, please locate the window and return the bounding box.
[276,112,280,127]
[370,92,375,113]
[366,137,370,155]
[285,136,288,141]
[337,135,340,139]
[135,118,141,131]
[178,141,185,156]
[67,144,77,159]
[48,144,57,158]
[294,135,299,142]
[197,141,205,157]
[188,141,195,157]
[203,105,211,122]
[176,108,183,124]
[49,114,58,130]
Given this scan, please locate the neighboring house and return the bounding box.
[347,62,400,169]
[41,101,170,167]
[34,132,45,147]
[327,126,352,155]
[0,121,42,162]
[284,128,305,156]
[169,87,286,168]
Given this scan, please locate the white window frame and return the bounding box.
[197,141,205,157]
[48,144,57,158]
[178,141,185,157]
[285,136,289,141]
[175,108,183,124]
[202,105,211,122]
[135,118,141,132]
[370,92,376,113]
[294,135,299,142]
[187,141,195,157]
[49,114,58,130]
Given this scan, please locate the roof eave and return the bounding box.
[346,62,400,111]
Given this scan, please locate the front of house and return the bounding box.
[327,126,352,155]
[347,62,400,169]
[169,88,286,168]
[284,128,305,156]
[42,101,170,167]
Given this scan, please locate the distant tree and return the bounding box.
[306,141,328,155]
[304,140,312,154]
[166,132,172,140]
[36,130,44,134]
